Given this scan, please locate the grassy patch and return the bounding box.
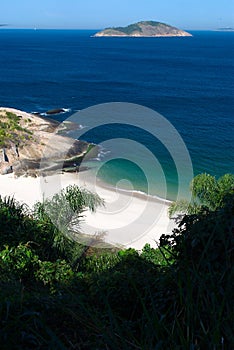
[0,111,33,147]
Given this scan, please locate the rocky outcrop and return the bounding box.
[1,148,9,163]
[94,21,192,37]
[0,108,91,177]
[45,108,68,115]
[1,165,13,175]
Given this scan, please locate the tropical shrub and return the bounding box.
[141,243,172,265]
[160,193,234,348]
[169,173,234,218]
[0,176,233,349]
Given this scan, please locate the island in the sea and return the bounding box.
[94,20,192,37]
[216,27,234,32]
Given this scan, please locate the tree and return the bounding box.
[33,185,104,258]
[169,173,234,218]
[34,184,104,231]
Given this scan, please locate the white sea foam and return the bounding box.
[62,108,71,113]
[39,108,72,117]
[95,149,111,162]
[96,178,172,204]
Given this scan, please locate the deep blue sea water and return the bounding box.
[0,29,233,200]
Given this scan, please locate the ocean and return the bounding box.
[0,29,233,200]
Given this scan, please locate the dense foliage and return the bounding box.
[169,173,234,218]
[0,176,233,349]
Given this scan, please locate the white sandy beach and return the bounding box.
[0,171,175,250]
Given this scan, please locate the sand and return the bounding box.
[0,171,175,250]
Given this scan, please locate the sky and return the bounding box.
[0,0,234,30]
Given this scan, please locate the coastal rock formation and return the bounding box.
[0,108,91,177]
[94,21,192,37]
[45,108,69,115]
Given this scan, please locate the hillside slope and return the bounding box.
[94,21,192,37]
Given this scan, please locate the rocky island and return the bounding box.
[94,21,192,37]
[0,108,93,177]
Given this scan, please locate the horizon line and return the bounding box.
[0,27,223,31]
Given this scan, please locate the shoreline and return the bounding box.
[94,174,172,205]
[0,170,175,250]
[93,34,192,37]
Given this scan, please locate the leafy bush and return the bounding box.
[169,173,234,218]
[0,244,38,281]
[0,176,233,349]
[141,243,172,266]
[80,251,121,273]
[160,195,234,348]
[35,259,75,291]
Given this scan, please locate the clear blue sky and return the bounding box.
[1,0,233,30]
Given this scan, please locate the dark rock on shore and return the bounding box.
[46,108,67,115]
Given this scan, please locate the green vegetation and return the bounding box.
[0,174,233,349]
[113,23,143,35]
[140,21,164,27]
[102,21,177,36]
[0,111,33,147]
[108,21,169,35]
[169,173,234,218]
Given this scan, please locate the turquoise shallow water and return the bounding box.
[96,159,178,201]
[0,29,233,200]
[82,147,190,202]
